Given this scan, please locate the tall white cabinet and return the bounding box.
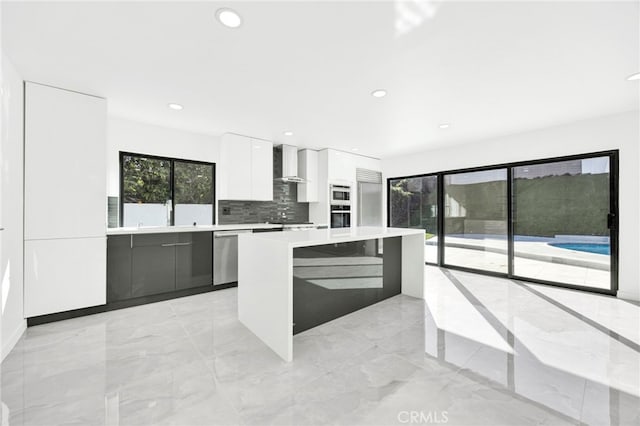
[24,82,107,317]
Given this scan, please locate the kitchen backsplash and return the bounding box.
[217,146,310,224]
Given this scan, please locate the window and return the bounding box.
[174,160,215,226]
[512,156,612,289]
[388,175,438,263]
[387,151,618,294]
[120,153,215,227]
[443,169,508,274]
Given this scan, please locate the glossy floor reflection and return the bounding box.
[2,266,639,425]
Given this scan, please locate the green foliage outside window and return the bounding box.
[174,162,214,204]
[122,154,214,205]
[122,155,171,203]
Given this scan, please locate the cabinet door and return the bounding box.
[107,235,132,302]
[24,82,106,240]
[327,149,355,182]
[297,149,318,202]
[219,133,252,200]
[131,234,177,297]
[25,237,106,317]
[176,232,213,290]
[251,139,273,201]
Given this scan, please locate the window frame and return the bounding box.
[119,151,216,227]
[387,149,619,296]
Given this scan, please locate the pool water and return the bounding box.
[549,243,610,255]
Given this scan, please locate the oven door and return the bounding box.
[330,211,351,228]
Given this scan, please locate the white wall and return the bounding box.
[382,111,640,301]
[107,117,221,224]
[1,53,26,360]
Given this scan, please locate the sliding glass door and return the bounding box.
[512,156,613,290]
[388,175,438,263]
[443,169,508,274]
[387,151,618,294]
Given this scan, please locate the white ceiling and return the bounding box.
[3,1,639,158]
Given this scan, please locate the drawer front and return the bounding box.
[132,233,178,247]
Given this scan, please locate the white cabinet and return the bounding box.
[24,83,107,240]
[24,82,107,317]
[25,238,106,317]
[251,139,274,201]
[327,150,356,183]
[219,133,273,201]
[219,133,252,200]
[297,149,318,202]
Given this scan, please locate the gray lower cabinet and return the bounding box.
[107,235,133,302]
[132,233,178,297]
[176,232,213,290]
[107,232,213,303]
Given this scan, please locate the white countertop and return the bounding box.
[239,226,425,248]
[106,223,286,235]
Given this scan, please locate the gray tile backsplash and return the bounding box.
[218,146,310,224]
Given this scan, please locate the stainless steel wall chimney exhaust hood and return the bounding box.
[276,144,306,182]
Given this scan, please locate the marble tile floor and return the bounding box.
[1,266,639,425]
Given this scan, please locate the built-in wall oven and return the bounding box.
[329,185,352,228]
[330,205,351,228]
[330,184,351,206]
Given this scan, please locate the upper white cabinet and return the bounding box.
[297,149,318,202]
[24,82,107,240]
[327,150,356,183]
[219,133,252,200]
[219,133,273,201]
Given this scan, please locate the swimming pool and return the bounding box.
[549,243,610,255]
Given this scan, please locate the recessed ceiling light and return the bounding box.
[216,8,242,28]
[439,123,450,129]
[168,103,183,111]
[283,131,293,136]
[351,148,359,152]
[627,72,640,81]
[371,89,387,98]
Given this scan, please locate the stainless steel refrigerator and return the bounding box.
[357,181,383,226]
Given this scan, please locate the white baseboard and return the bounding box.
[1,320,26,362]
[617,290,640,303]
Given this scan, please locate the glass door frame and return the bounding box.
[386,172,440,266]
[387,150,619,296]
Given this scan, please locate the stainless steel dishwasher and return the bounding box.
[213,229,253,285]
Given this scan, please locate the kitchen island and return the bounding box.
[238,226,425,361]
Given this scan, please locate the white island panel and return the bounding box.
[238,226,425,361]
[238,236,293,361]
[402,233,426,299]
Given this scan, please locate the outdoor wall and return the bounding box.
[514,174,609,237]
[1,53,26,360]
[382,111,640,301]
[107,117,221,225]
